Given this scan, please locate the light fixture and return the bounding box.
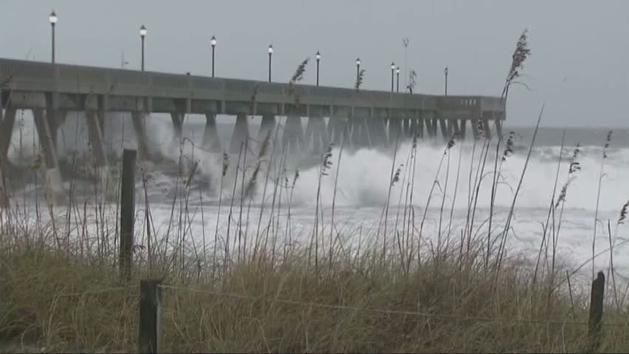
[49,11,58,24]
[49,11,58,63]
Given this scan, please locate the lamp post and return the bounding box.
[211,36,216,77]
[355,57,361,86]
[396,66,400,93]
[268,45,273,82]
[444,66,449,96]
[315,51,320,86]
[403,37,409,88]
[390,62,395,92]
[140,25,147,71]
[49,11,58,64]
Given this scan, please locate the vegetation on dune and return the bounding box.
[1,118,628,353]
[2,227,629,353]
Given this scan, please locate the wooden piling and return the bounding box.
[438,118,449,140]
[120,149,137,281]
[131,112,152,161]
[459,119,467,138]
[588,271,605,352]
[139,279,162,353]
[230,113,250,153]
[305,116,327,154]
[170,111,184,143]
[86,110,108,167]
[282,115,304,152]
[0,106,17,164]
[494,119,503,139]
[203,113,222,152]
[32,108,58,170]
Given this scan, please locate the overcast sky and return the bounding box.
[1,0,628,127]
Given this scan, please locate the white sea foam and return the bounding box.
[5,112,629,286]
[275,141,629,213]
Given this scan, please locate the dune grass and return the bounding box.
[2,227,627,353]
[1,105,629,352]
[2,101,629,352]
[1,128,629,353]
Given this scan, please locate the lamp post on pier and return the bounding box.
[140,25,147,71]
[268,45,273,82]
[390,62,395,92]
[210,36,216,77]
[49,11,58,64]
[444,66,449,96]
[355,57,361,86]
[396,66,400,93]
[315,51,320,86]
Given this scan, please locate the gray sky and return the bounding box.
[1,0,628,127]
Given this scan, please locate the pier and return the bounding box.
[0,58,505,200]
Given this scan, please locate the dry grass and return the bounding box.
[1,227,629,353]
[1,123,629,352]
[1,117,628,352]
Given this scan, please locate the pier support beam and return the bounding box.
[439,119,449,140]
[257,114,276,151]
[44,94,61,150]
[459,119,467,139]
[422,118,430,138]
[424,116,436,138]
[50,111,68,150]
[418,118,426,138]
[202,113,221,152]
[388,118,403,145]
[170,112,184,144]
[408,118,419,139]
[131,112,154,161]
[367,116,387,147]
[350,115,371,149]
[304,116,328,154]
[0,106,17,166]
[403,118,412,138]
[230,113,249,153]
[33,108,64,204]
[97,110,106,136]
[494,119,503,139]
[482,120,492,140]
[328,116,348,146]
[471,119,481,140]
[447,120,458,139]
[430,117,439,137]
[86,111,109,168]
[256,114,276,158]
[347,116,358,148]
[282,115,304,153]
[86,110,113,199]
[202,113,222,152]
[411,117,421,139]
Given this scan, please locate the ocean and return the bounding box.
[3,112,629,288]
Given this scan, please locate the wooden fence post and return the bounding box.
[120,149,137,281]
[139,279,162,353]
[588,271,605,352]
